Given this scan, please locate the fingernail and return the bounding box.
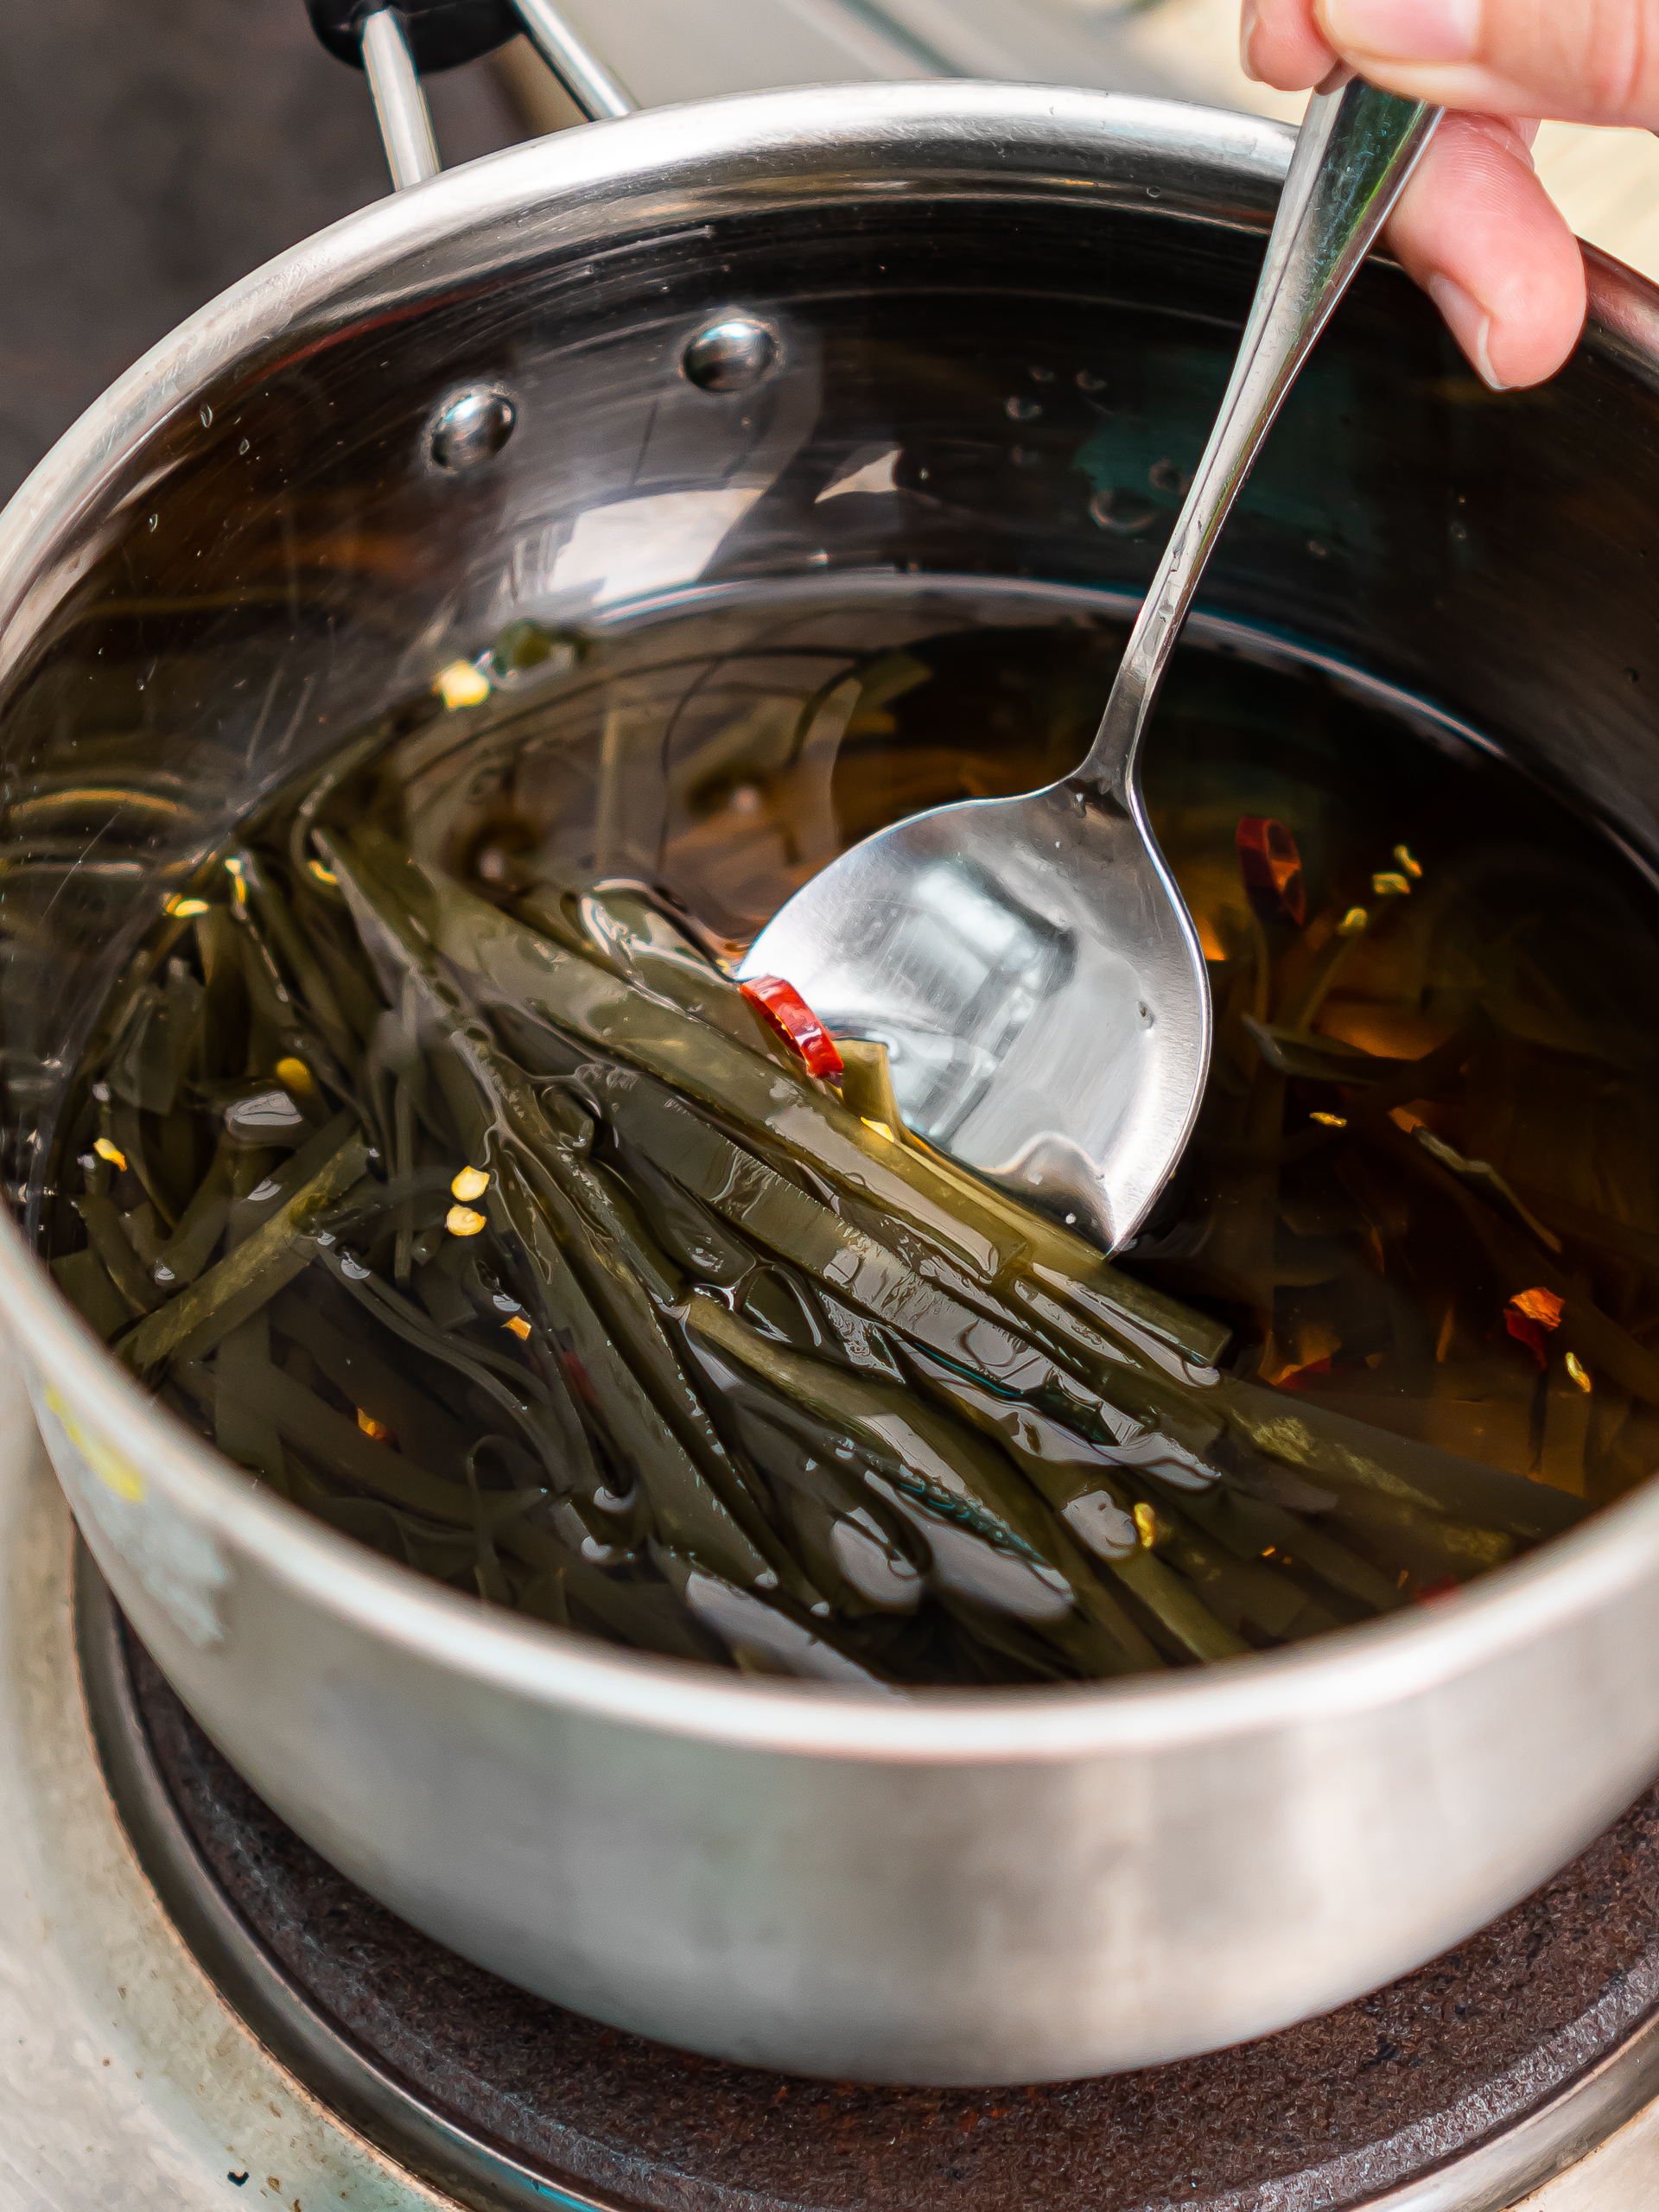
[1427,273,1506,391]
[1320,0,1479,62]
[1239,0,1262,80]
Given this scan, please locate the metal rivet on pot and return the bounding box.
[681,315,779,394]
[428,385,517,473]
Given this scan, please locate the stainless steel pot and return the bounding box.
[5,81,1659,2088]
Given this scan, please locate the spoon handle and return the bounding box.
[1077,73,1441,800]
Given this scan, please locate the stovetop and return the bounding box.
[5,1340,1659,2212]
[75,1550,1659,2212]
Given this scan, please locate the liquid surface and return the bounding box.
[42,580,1659,1684]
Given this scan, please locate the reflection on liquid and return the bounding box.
[808,855,1075,1147]
[544,487,766,609]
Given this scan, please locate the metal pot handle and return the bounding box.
[305,0,635,188]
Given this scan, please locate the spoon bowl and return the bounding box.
[744,770,1205,1247]
[741,73,1440,1248]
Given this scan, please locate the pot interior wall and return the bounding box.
[2,158,1656,1212]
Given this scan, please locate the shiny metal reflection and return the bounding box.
[682,315,780,394]
[511,0,638,118]
[359,8,441,190]
[428,385,518,473]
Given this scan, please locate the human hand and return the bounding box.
[1239,0,1653,387]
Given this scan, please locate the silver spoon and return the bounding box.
[739,73,1441,1249]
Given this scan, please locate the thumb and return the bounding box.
[1313,0,1659,127]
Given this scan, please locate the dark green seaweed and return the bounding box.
[47,598,1659,1688]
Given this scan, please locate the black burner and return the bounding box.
[76,1551,1659,2212]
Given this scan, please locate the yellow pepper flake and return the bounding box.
[435,660,491,710]
[357,1409,391,1441]
[165,894,209,917]
[1566,1350,1592,1393]
[1337,906,1368,937]
[1510,1285,1564,1330]
[1436,1305,1456,1363]
[450,1165,490,1201]
[446,1204,487,1237]
[503,1314,532,1341]
[1309,1110,1346,1128]
[308,859,339,887]
[275,1055,315,1096]
[1371,869,1413,898]
[1132,1501,1159,1549]
[1393,844,1423,879]
[92,1136,127,1170]
[861,1118,894,1141]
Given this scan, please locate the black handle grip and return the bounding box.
[305,0,520,73]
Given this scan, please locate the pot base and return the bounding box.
[76,1541,1659,2212]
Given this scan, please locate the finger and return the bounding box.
[1243,0,1337,86]
[1313,0,1659,129]
[1383,111,1587,387]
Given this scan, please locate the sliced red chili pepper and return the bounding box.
[1276,1354,1332,1391]
[740,975,845,1079]
[1236,816,1306,926]
[562,1353,601,1410]
[1503,1310,1548,1368]
[1413,1577,1462,1605]
[1504,1286,1562,1370]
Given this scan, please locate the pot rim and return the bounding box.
[6,78,1657,1764]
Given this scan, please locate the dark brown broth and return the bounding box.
[45,579,1659,1680]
